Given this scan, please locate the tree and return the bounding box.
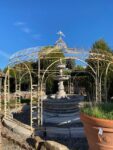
[87,39,113,101]
[37,46,65,94]
[92,39,112,52]
[39,46,64,70]
[66,59,75,70]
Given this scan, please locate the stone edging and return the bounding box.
[1,130,33,150]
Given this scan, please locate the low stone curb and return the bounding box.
[1,132,33,150]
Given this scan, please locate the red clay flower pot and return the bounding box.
[80,113,113,150]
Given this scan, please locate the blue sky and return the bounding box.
[0,0,113,69]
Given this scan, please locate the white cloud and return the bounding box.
[14,21,31,34]
[0,50,10,58]
[21,27,31,34]
[14,21,25,26]
[13,21,41,39]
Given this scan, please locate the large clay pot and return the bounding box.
[80,113,113,150]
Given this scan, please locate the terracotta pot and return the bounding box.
[80,113,113,150]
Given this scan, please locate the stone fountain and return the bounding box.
[40,33,84,138]
[43,58,84,115]
[55,59,70,99]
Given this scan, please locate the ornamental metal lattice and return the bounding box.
[3,32,113,130]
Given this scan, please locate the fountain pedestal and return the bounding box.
[55,59,69,99]
[56,81,67,99]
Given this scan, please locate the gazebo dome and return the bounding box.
[55,37,67,49]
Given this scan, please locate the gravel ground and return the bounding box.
[2,138,25,150]
[1,125,34,150]
[1,136,88,150]
[39,135,88,150]
[8,104,89,150]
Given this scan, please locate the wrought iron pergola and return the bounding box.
[2,33,113,130]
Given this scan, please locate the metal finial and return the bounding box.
[57,31,65,38]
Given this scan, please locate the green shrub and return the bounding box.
[81,103,113,120]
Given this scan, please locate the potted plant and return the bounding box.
[80,102,113,150]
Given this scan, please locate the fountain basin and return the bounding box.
[43,95,84,114]
[57,64,66,69]
[55,75,70,81]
